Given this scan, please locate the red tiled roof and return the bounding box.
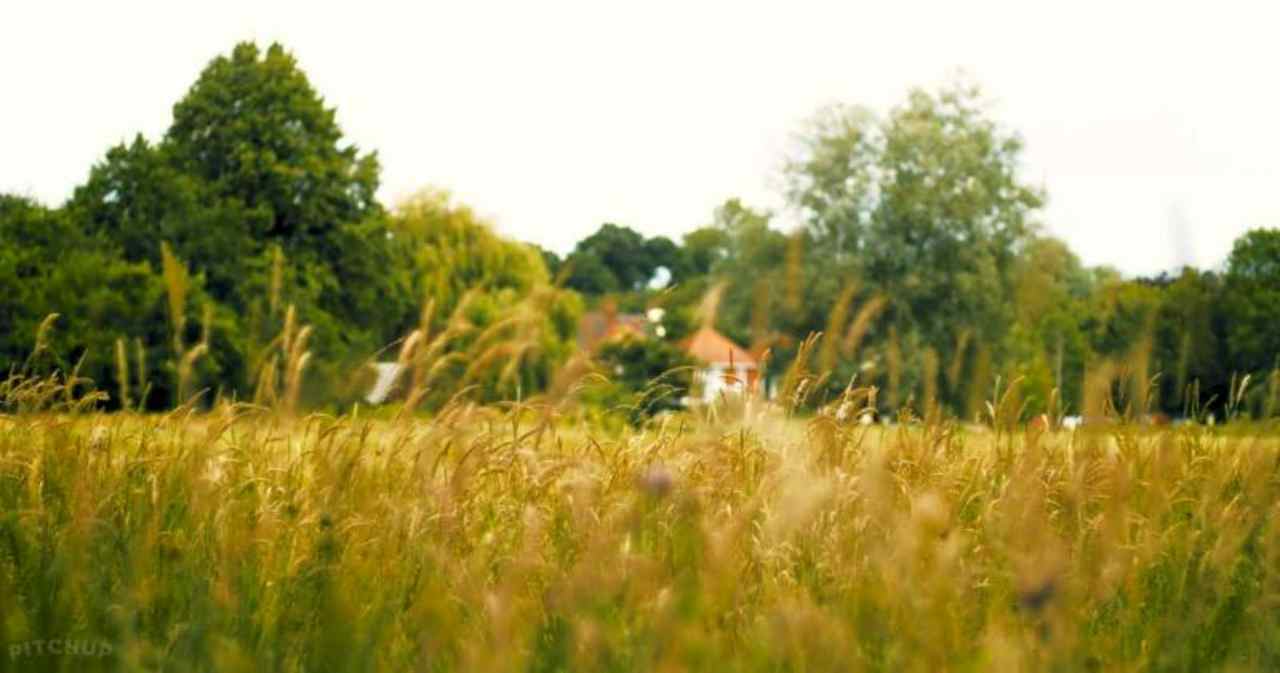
[683,326,757,367]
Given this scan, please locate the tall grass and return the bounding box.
[161,242,209,405]
[1,373,1277,672]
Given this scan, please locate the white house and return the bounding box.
[682,326,760,403]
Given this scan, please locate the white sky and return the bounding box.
[3,1,1278,277]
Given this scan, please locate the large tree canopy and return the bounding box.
[60,42,411,404]
[67,136,253,302]
[165,42,381,247]
[563,223,691,295]
[788,85,1042,337]
[784,83,1045,410]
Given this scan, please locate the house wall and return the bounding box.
[697,364,757,403]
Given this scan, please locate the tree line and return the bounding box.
[1,43,579,411]
[543,89,1280,420]
[2,42,1278,419]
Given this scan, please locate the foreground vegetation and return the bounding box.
[2,379,1277,672]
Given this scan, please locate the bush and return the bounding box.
[593,335,697,422]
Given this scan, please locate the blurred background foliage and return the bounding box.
[2,41,1279,420]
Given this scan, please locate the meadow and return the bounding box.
[6,35,1280,673]
[2,371,1278,672]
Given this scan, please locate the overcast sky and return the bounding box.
[3,1,1277,276]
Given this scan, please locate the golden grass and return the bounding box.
[1,394,1278,671]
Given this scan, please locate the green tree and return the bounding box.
[1223,229,1280,376]
[390,189,549,323]
[561,250,620,295]
[1006,236,1093,414]
[1149,268,1228,415]
[642,235,693,286]
[786,83,1044,412]
[387,189,581,404]
[532,245,564,280]
[165,41,404,350]
[696,199,792,346]
[0,195,224,408]
[67,136,255,306]
[64,42,414,404]
[565,224,648,293]
[682,225,730,277]
[165,42,380,248]
[1083,279,1160,359]
[563,224,690,295]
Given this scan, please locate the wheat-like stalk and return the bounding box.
[114,337,131,409]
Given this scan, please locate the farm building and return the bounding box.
[681,325,760,403]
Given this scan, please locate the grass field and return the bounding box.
[2,390,1279,672]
